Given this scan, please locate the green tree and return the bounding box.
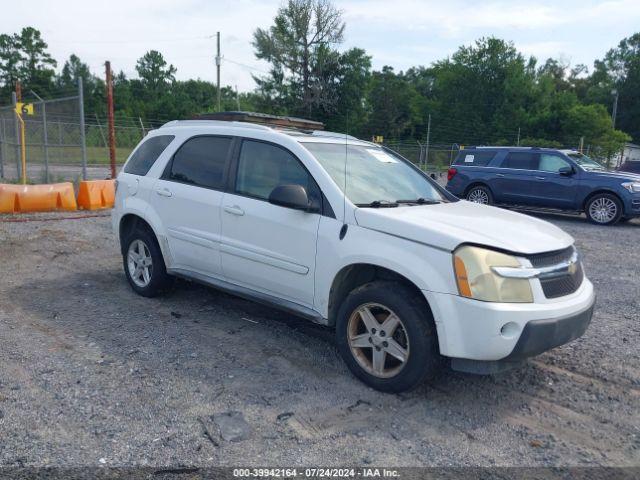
[587,33,640,142]
[17,27,57,93]
[135,50,176,93]
[366,66,422,139]
[253,0,345,117]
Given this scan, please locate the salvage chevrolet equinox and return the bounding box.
[113,115,596,392]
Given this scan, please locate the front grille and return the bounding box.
[525,246,584,299]
[539,262,584,298]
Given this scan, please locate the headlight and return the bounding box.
[622,182,640,193]
[453,245,533,303]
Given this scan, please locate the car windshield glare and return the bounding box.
[568,153,605,170]
[302,142,445,206]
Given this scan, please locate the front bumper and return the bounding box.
[622,192,640,216]
[422,278,596,365]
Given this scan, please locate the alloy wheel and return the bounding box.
[468,188,489,204]
[127,239,153,287]
[347,303,410,379]
[589,197,618,224]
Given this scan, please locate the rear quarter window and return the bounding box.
[123,135,175,176]
[453,151,496,166]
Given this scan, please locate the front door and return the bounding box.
[530,153,577,208]
[220,139,321,307]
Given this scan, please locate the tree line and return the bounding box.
[1,0,638,162]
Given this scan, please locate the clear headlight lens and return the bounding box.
[453,245,533,303]
[622,182,640,193]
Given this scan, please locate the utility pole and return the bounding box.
[216,32,221,112]
[516,127,521,146]
[15,80,22,102]
[579,136,584,153]
[105,61,116,179]
[235,85,240,111]
[424,114,431,169]
[611,89,619,128]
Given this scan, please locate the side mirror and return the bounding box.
[559,166,574,176]
[268,184,319,212]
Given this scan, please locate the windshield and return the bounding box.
[567,152,605,171]
[302,142,446,206]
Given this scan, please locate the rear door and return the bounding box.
[494,151,539,205]
[530,153,577,208]
[150,135,234,277]
[220,139,321,307]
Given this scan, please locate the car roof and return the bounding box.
[462,146,566,152]
[157,120,376,147]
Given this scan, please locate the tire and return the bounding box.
[466,185,493,205]
[585,193,623,225]
[122,226,173,297]
[335,281,441,393]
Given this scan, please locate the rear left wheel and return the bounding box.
[466,185,493,205]
[336,281,440,393]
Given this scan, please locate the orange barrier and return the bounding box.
[0,183,78,213]
[76,179,115,210]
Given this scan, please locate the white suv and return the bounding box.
[113,118,596,392]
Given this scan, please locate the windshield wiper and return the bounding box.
[356,200,399,208]
[395,197,442,205]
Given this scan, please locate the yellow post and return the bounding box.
[17,112,26,184]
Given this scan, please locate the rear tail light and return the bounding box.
[447,167,458,181]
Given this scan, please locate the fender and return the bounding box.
[314,218,457,319]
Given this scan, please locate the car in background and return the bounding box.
[446,147,640,225]
[618,160,640,174]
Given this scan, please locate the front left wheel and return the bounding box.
[336,281,441,393]
[122,227,173,297]
[585,193,623,225]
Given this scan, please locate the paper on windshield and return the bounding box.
[366,148,398,163]
[464,155,474,162]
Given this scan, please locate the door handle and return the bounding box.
[496,173,505,177]
[155,187,173,197]
[535,176,546,180]
[224,205,245,216]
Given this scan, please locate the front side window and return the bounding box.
[235,140,320,203]
[124,135,175,176]
[502,152,537,170]
[539,154,570,173]
[302,142,445,206]
[167,136,232,189]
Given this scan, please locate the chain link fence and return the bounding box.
[0,81,148,184]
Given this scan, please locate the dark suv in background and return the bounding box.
[446,147,640,225]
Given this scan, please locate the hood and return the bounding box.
[354,200,574,254]
[583,169,640,182]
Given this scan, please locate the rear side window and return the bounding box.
[167,136,233,189]
[123,135,174,176]
[235,140,320,203]
[501,152,537,170]
[453,150,496,166]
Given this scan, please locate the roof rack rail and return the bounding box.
[160,119,271,130]
[192,111,325,131]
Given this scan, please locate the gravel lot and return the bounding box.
[0,210,638,468]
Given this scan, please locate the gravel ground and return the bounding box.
[0,210,638,468]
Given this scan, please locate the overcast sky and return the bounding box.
[2,0,640,91]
